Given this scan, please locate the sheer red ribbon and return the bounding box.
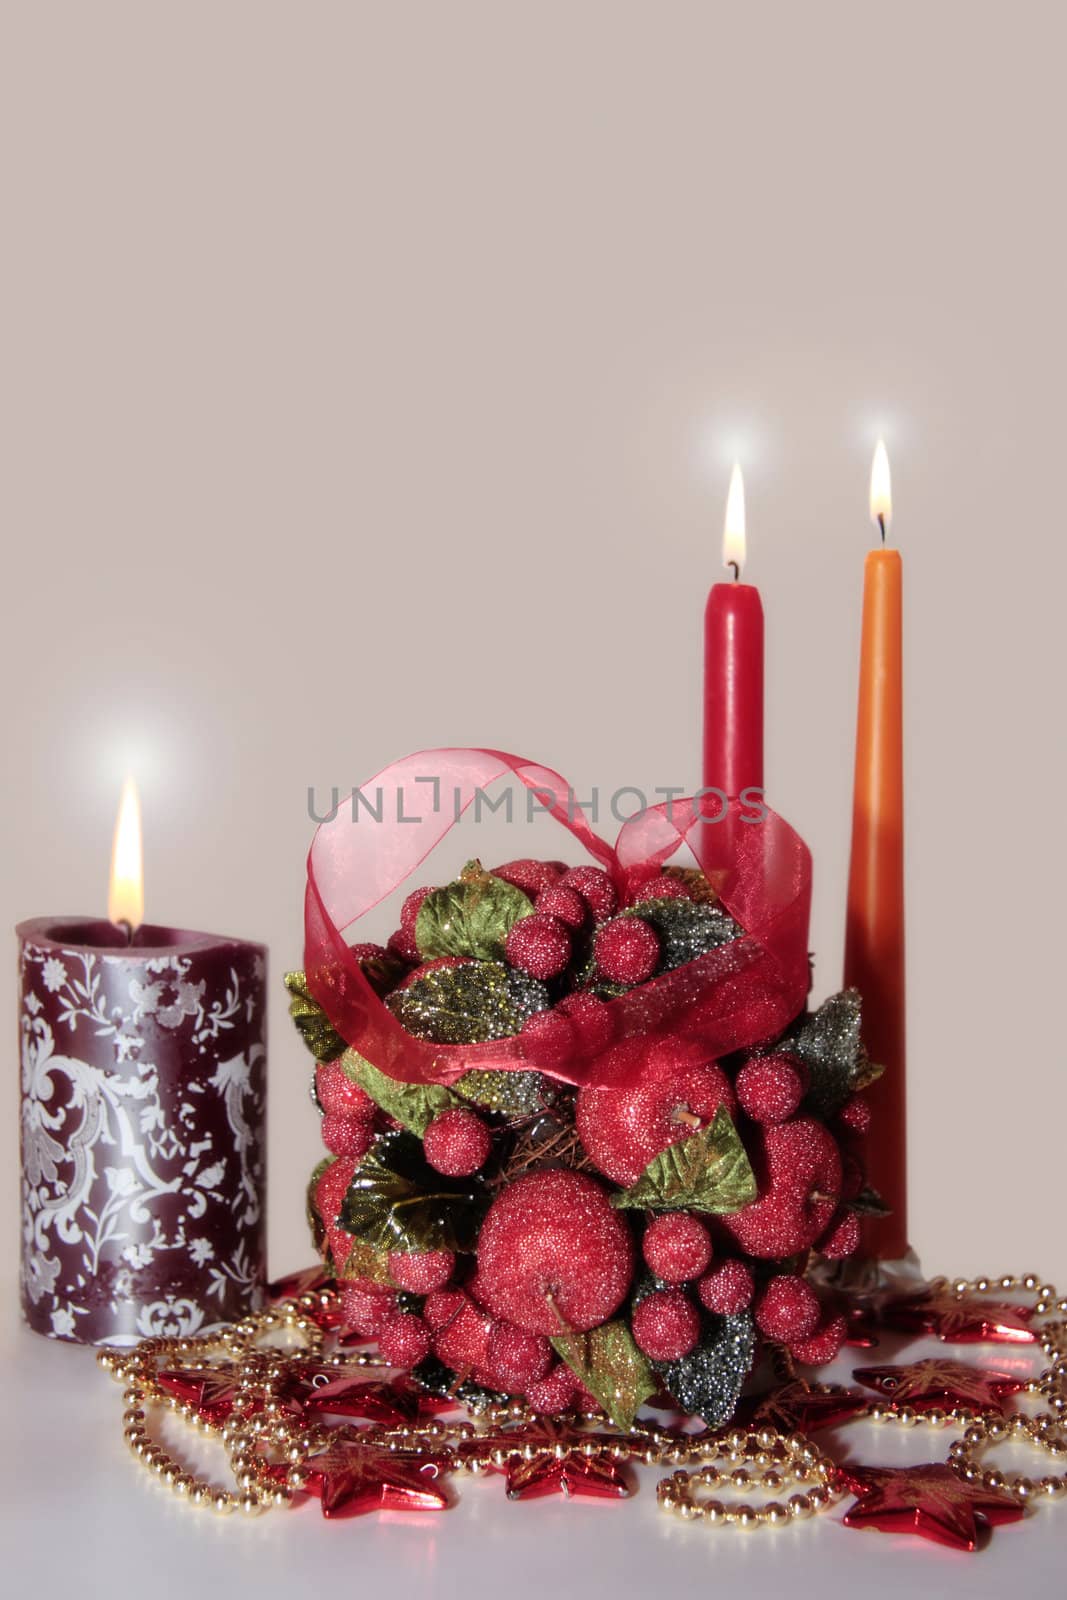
[304,748,812,1089]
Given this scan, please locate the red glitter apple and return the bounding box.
[721,1116,843,1258]
[575,1042,737,1186]
[475,1170,634,1334]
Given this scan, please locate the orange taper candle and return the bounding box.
[844,441,907,1260]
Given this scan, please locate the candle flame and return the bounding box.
[108,776,144,930]
[869,440,892,530]
[722,462,746,575]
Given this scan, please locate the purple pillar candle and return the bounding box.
[18,917,267,1346]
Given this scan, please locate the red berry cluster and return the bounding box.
[304,854,876,1421]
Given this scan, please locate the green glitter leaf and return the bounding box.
[415,862,534,962]
[781,988,882,1116]
[611,1107,756,1215]
[340,1130,487,1253]
[453,1068,556,1118]
[285,971,347,1063]
[550,1319,657,1430]
[387,960,549,1044]
[341,1048,460,1136]
[335,1236,397,1286]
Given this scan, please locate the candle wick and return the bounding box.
[114,919,134,947]
[728,560,740,582]
[877,512,887,546]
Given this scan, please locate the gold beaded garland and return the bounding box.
[655,1430,843,1531]
[96,1272,1067,1527]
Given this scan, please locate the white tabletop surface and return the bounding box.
[3,1296,1065,1600]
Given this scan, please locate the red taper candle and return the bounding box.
[702,464,765,803]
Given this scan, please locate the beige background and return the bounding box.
[3,0,1064,1288]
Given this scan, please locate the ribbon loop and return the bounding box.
[304,749,811,1088]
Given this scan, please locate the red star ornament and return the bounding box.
[267,1264,335,1301]
[733,1379,870,1434]
[155,1367,252,1428]
[838,1461,1025,1550]
[301,1435,451,1518]
[505,1451,630,1501]
[455,1416,631,1501]
[300,1373,436,1424]
[853,1359,1027,1412]
[878,1285,1036,1345]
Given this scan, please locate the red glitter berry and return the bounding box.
[632,1290,701,1361]
[594,918,661,984]
[424,1288,469,1330]
[735,1055,805,1125]
[316,1062,376,1121]
[535,884,588,929]
[492,859,563,897]
[392,885,434,962]
[314,1155,357,1232]
[520,1007,578,1069]
[755,1275,821,1342]
[378,1312,432,1368]
[340,1278,397,1336]
[559,866,618,923]
[642,1213,713,1284]
[321,1114,374,1160]
[397,956,472,989]
[314,1155,359,1272]
[696,1258,755,1316]
[558,993,615,1057]
[475,1170,634,1334]
[817,1209,862,1260]
[790,1311,848,1367]
[722,1117,842,1258]
[349,941,390,964]
[504,914,572,979]
[525,1362,578,1414]
[838,1096,872,1135]
[576,1056,737,1186]
[422,1108,492,1176]
[433,1297,494,1371]
[482,1322,554,1390]
[387,1249,455,1294]
[629,873,688,905]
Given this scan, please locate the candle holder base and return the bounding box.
[810,1246,926,1297]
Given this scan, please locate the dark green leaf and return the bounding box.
[340,1130,487,1253]
[306,1156,331,1256]
[849,1183,892,1218]
[781,988,879,1115]
[622,897,741,972]
[550,1319,658,1430]
[415,865,534,961]
[387,959,549,1044]
[341,1048,461,1136]
[651,1309,756,1426]
[285,971,346,1062]
[410,1356,508,1410]
[611,1107,756,1215]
